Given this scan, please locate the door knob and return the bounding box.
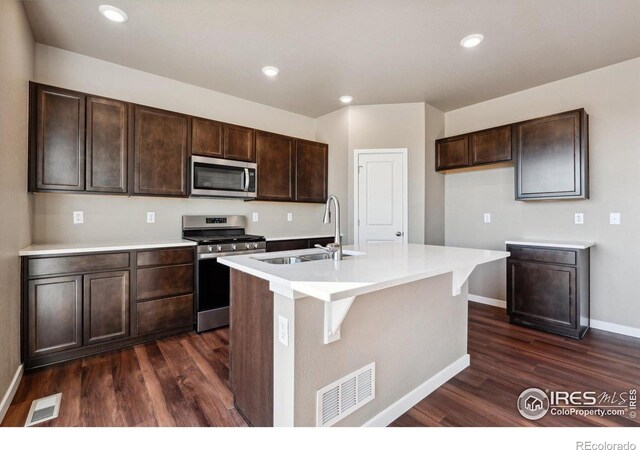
[396,231,402,237]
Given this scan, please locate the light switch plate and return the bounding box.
[483,213,491,223]
[287,212,293,222]
[73,211,84,224]
[252,212,259,222]
[146,212,156,224]
[278,315,289,346]
[610,213,621,225]
[574,213,584,225]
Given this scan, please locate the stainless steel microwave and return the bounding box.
[190,156,257,198]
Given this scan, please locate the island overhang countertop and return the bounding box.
[218,243,509,302]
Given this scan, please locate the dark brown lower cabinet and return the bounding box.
[507,244,589,339]
[230,269,273,427]
[28,276,83,358]
[22,246,195,369]
[83,270,129,345]
[265,236,335,253]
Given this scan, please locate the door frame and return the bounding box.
[353,148,409,246]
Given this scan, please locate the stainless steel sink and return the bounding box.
[258,253,350,265]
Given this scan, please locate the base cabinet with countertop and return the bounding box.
[506,241,592,339]
[21,243,196,369]
[265,236,335,253]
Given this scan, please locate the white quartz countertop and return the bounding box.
[218,243,509,302]
[505,240,595,250]
[19,239,196,256]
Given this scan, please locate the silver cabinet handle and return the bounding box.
[396,231,402,237]
[244,168,250,191]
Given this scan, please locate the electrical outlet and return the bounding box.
[278,315,289,346]
[146,212,156,224]
[483,213,491,223]
[574,213,584,225]
[610,213,621,225]
[252,212,259,222]
[287,212,293,222]
[73,211,84,224]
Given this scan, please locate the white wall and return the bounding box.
[444,56,640,329]
[0,0,34,414]
[347,103,427,244]
[425,104,445,245]
[316,107,350,243]
[32,45,337,243]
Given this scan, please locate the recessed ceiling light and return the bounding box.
[339,95,353,104]
[261,66,279,77]
[99,5,128,23]
[460,34,484,48]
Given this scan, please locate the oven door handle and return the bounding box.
[244,168,250,191]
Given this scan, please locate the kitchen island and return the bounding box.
[218,243,509,427]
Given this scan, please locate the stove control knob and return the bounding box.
[208,246,213,253]
[253,243,259,249]
[245,243,251,249]
[217,245,222,252]
[231,244,237,251]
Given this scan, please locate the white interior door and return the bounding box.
[355,149,407,246]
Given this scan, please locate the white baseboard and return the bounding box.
[0,364,23,424]
[468,294,506,309]
[591,319,640,339]
[363,354,470,427]
[467,294,640,340]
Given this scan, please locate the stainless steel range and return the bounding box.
[182,215,266,332]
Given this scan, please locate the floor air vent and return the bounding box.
[25,393,62,427]
[316,362,375,427]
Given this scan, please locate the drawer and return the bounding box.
[136,248,194,267]
[136,264,193,301]
[137,294,194,335]
[266,239,308,252]
[29,253,130,277]
[508,246,576,265]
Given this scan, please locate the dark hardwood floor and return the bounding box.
[2,302,639,427]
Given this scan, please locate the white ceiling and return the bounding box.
[22,0,640,118]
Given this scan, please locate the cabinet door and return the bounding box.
[507,260,576,329]
[514,109,588,200]
[295,139,328,203]
[33,85,85,191]
[470,125,512,165]
[435,135,469,171]
[255,131,295,201]
[83,271,130,345]
[191,117,223,158]
[133,106,189,196]
[86,97,128,193]
[28,276,82,357]
[223,123,254,162]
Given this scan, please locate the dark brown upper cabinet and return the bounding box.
[191,117,223,158]
[514,109,589,200]
[31,84,86,192]
[470,125,512,166]
[223,123,255,162]
[295,139,328,203]
[435,135,469,171]
[133,105,189,197]
[255,131,295,201]
[86,97,128,193]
